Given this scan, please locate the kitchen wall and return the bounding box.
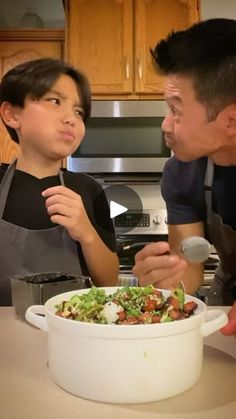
[1,0,236,29]
[201,0,236,19]
[0,0,64,28]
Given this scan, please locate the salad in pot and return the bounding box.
[25,284,228,403]
[55,285,198,325]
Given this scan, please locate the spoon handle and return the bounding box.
[122,242,153,251]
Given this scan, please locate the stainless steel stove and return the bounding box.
[103,180,168,265]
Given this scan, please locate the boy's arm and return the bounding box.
[80,231,119,286]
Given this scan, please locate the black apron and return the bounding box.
[204,158,236,305]
[0,161,82,306]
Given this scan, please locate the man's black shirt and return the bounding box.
[161,156,236,230]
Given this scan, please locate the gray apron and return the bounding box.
[0,161,82,306]
[204,158,236,305]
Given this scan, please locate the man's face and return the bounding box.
[162,75,226,162]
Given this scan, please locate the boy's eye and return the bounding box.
[48,97,60,105]
[75,108,84,118]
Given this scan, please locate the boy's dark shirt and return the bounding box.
[161,156,236,234]
[0,164,117,275]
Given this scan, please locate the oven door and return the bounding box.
[196,253,219,304]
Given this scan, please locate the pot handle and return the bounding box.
[25,305,48,332]
[201,309,228,337]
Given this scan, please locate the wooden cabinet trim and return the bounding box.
[0,29,65,41]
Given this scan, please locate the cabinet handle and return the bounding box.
[125,59,130,79]
[137,58,143,79]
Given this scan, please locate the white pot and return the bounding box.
[25,287,228,404]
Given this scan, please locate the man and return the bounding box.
[132,18,236,336]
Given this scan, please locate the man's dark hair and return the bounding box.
[151,18,236,121]
[0,57,91,143]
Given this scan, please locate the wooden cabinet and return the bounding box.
[65,0,200,99]
[65,0,133,97]
[0,29,64,163]
[134,0,200,96]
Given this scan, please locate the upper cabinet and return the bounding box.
[65,0,133,97]
[134,0,200,96]
[65,0,200,99]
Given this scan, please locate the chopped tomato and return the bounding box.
[183,301,198,315]
[166,296,180,310]
[118,311,126,322]
[151,315,161,323]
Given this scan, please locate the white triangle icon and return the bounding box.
[110,200,128,219]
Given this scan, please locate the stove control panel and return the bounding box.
[152,215,163,225]
[115,213,150,228]
[114,209,168,235]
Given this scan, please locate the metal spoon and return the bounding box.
[180,236,212,263]
[123,236,211,264]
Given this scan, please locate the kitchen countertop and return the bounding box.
[0,306,235,419]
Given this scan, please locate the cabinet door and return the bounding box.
[66,0,133,95]
[135,0,200,95]
[0,31,64,163]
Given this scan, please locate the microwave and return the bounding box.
[67,100,170,174]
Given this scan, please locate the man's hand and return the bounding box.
[132,241,188,289]
[220,301,236,337]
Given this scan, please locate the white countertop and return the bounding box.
[0,307,235,419]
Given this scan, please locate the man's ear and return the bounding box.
[0,102,20,129]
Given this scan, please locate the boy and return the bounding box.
[0,58,119,305]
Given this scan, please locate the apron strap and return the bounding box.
[0,161,17,219]
[204,158,214,224]
[59,169,65,186]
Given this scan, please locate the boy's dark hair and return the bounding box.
[151,18,236,121]
[0,57,91,143]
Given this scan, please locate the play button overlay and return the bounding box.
[110,200,128,219]
[104,185,143,233]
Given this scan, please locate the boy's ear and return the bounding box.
[0,102,20,129]
[226,104,236,133]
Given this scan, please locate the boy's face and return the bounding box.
[161,75,233,164]
[11,74,86,161]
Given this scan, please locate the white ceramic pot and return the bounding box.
[25,287,228,404]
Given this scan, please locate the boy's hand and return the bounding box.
[42,185,96,244]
